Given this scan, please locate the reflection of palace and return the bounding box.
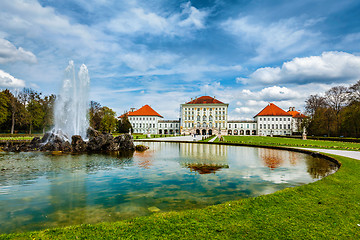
[258,148,298,169]
[179,143,229,174]
[122,96,306,136]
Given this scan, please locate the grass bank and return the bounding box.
[221,136,360,151]
[1,149,360,239]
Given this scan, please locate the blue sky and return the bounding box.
[1,0,360,120]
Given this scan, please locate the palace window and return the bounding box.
[264,124,266,129]
[209,115,213,121]
[247,124,249,128]
[229,124,231,128]
[288,124,291,129]
[197,122,201,128]
[268,124,270,129]
[279,124,282,129]
[209,122,213,128]
[203,115,207,121]
[260,124,262,129]
[272,124,274,129]
[284,124,286,129]
[215,123,218,128]
[235,124,237,128]
[275,124,278,129]
[197,115,200,121]
[203,122,206,128]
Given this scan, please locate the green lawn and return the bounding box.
[1,151,360,239]
[221,136,360,151]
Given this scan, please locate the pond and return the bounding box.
[0,142,338,233]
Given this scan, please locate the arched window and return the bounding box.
[203,115,207,121]
[197,115,200,121]
[197,122,201,128]
[209,115,213,121]
[209,122,213,128]
[202,122,207,128]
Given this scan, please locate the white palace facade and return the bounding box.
[122,96,306,136]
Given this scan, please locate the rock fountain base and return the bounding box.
[3,128,135,153]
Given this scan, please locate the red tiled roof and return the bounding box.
[186,96,224,104]
[127,105,163,117]
[288,110,307,118]
[255,103,292,117]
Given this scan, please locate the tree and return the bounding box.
[99,106,117,133]
[0,91,10,127]
[2,89,24,134]
[89,101,102,130]
[117,114,133,133]
[305,94,326,118]
[348,80,360,103]
[41,94,56,133]
[325,86,348,135]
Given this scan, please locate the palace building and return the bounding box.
[180,96,228,135]
[126,105,163,134]
[122,96,306,136]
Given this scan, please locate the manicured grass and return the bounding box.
[0,134,42,141]
[1,151,360,239]
[222,136,360,151]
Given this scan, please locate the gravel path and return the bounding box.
[296,148,360,160]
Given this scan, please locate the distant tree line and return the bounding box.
[0,88,132,134]
[304,80,360,137]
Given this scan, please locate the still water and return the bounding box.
[0,142,338,233]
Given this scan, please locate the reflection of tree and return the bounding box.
[259,149,283,169]
[289,152,297,166]
[305,156,338,179]
[185,163,229,174]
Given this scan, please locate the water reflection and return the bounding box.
[0,143,338,234]
[179,143,229,174]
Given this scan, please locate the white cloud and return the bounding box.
[241,51,360,85]
[222,16,320,63]
[106,2,209,36]
[123,62,242,78]
[121,51,180,72]
[0,69,25,88]
[0,38,37,64]
[178,2,208,29]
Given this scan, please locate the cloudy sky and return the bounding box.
[0,0,360,120]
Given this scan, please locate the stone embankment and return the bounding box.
[3,128,135,153]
